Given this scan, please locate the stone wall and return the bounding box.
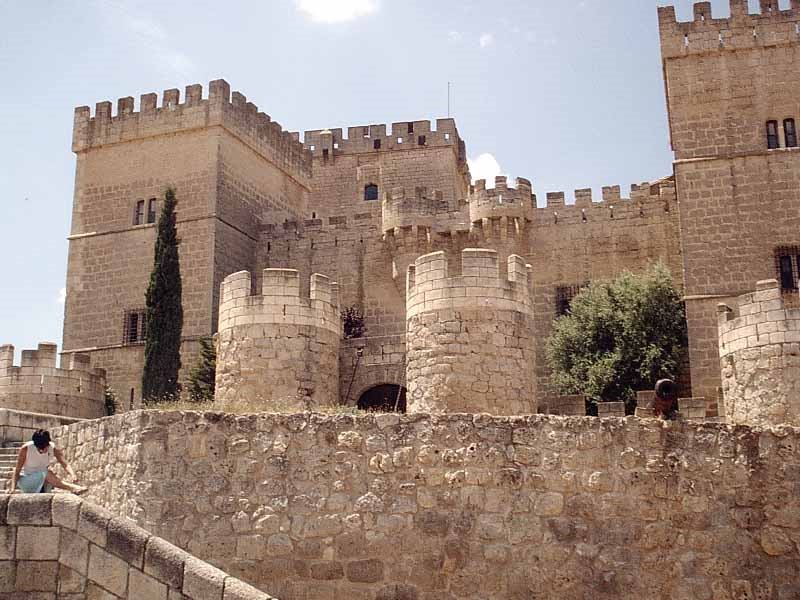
[406,249,536,415]
[718,279,800,427]
[0,343,105,420]
[0,493,273,599]
[215,269,341,409]
[55,411,800,600]
[659,2,800,401]
[0,409,82,444]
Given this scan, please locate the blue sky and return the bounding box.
[0,0,778,357]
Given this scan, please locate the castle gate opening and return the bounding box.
[357,383,407,412]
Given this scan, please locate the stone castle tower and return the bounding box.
[55,2,799,417]
[659,0,800,402]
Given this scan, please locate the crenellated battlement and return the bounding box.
[0,343,106,419]
[302,118,465,161]
[468,176,534,226]
[72,79,312,180]
[533,178,676,225]
[219,269,341,335]
[381,185,448,236]
[659,1,800,59]
[406,249,532,318]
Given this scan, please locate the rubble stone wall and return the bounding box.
[718,279,800,427]
[55,411,800,600]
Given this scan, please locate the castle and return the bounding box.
[0,3,799,599]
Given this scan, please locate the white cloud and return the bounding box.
[57,288,66,305]
[479,32,494,48]
[296,0,378,23]
[448,30,463,42]
[468,153,504,184]
[96,1,196,79]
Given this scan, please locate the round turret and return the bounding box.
[405,248,536,415]
[216,269,341,409]
[718,279,800,427]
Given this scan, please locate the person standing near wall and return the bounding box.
[8,429,87,494]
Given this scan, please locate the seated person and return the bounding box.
[8,429,87,495]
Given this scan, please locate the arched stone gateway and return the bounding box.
[357,383,407,412]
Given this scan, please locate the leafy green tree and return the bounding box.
[545,262,687,412]
[188,337,216,402]
[142,188,183,403]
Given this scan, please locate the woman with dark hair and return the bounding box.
[8,429,87,494]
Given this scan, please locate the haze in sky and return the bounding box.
[0,0,779,355]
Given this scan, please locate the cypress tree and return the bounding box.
[142,187,183,403]
[188,337,216,402]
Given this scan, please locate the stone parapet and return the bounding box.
[0,493,273,599]
[72,79,312,182]
[0,408,83,444]
[381,185,447,236]
[406,249,535,414]
[533,178,676,226]
[303,118,464,160]
[659,1,800,59]
[469,176,533,225]
[54,410,800,600]
[718,279,800,426]
[216,269,341,408]
[0,342,105,419]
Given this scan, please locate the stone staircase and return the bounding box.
[0,443,23,491]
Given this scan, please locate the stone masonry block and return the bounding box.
[0,496,9,525]
[223,577,274,600]
[7,495,52,526]
[51,494,82,531]
[58,565,87,593]
[16,525,60,560]
[0,560,15,592]
[16,560,58,592]
[59,528,90,576]
[182,556,226,600]
[145,535,189,590]
[77,503,110,547]
[88,544,129,597]
[129,567,169,600]
[107,516,150,569]
[86,581,119,599]
[0,527,15,560]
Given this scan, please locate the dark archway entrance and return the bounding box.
[357,384,407,413]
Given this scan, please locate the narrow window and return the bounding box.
[364,184,379,201]
[147,198,157,223]
[780,255,795,290]
[363,127,369,138]
[123,309,147,345]
[322,148,329,161]
[767,120,780,149]
[373,139,381,150]
[418,135,426,146]
[784,119,797,148]
[133,200,145,225]
[407,122,414,134]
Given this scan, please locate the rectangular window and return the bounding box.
[418,135,426,146]
[775,247,800,292]
[555,284,584,317]
[785,119,797,148]
[767,120,780,149]
[147,198,157,224]
[322,148,329,161]
[122,309,147,345]
[407,122,414,134]
[133,200,145,225]
[373,139,381,150]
